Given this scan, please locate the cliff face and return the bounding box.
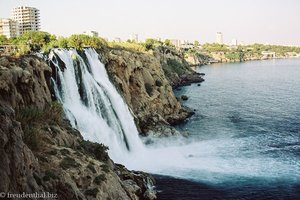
[0,47,202,198]
[0,56,52,109]
[102,49,196,135]
[0,56,52,194]
[0,56,156,200]
[153,48,204,89]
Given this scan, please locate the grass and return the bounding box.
[43,170,58,181]
[155,80,163,87]
[84,188,99,198]
[16,102,63,125]
[15,102,63,151]
[59,156,79,170]
[166,58,187,76]
[101,164,110,173]
[108,41,146,53]
[94,174,106,185]
[76,140,109,162]
[87,163,97,174]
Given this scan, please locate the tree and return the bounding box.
[68,34,107,50]
[0,35,8,45]
[164,39,173,47]
[13,31,56,51]
[203,43,229,53]
[144,38,162,50]
[57,37,69,48]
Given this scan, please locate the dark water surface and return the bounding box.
[155,59,300,199]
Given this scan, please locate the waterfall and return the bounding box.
[49,48,145,162]
[48,48,300,188]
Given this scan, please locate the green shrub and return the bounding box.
[94,174,106,185]
[15,102,63,150]
[84,188,99,197]
[59,157,79,169]
[0,35,8,45]
[101,164,110,173]
[166,59,186,75]
[60,148,70,156]
[144,83,153,96]
[87,163,97,173]
[155,80,163,87]
[43,170,58,181]
[16,102,63,126]
[143,38,163,50]
[108,41,146,52]
[68,34,108,50]
[77,140,109,162]
[22,126,42,151]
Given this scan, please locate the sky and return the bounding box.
[0,0,300,45]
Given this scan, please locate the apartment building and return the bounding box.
[83,30,99,37]
[0,18,19,38]
[11,6,40,35]
[216,32,223,44]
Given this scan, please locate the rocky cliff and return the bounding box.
[100,48,203,136]
[0,46,203,199]
[0,56,156,200]
[153,47,205,89]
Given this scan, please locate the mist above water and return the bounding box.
[49,49,300,188]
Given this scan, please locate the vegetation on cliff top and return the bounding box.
[0,32,177,56]
[0,31,108,56]
[3,31,298,65]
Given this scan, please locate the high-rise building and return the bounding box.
[11,6,40,35]
[130,34,138,42]
[216,32,223,44]
[0,18,19,38]
[231,38,238,46]
[83,30,99,37]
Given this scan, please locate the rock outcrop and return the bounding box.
[0,46,202,198]
[101,49,196,135]
[153,47,205,89]
[0,56,156,200]
[0,56,52,109]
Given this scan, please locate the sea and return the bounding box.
[154,59,300,200]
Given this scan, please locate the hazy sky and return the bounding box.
[1,0,300,45]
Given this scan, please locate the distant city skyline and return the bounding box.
[0,0,300,46]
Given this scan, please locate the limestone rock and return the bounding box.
[101,49,194,134]
[0,55,156,200]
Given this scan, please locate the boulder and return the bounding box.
[181,95,189,101]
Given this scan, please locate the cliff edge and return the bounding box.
[100,47,203,136]
[0,56,156,200]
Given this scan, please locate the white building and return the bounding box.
[11,6,40,35]
[113,37,122,43]
[170,39,181,48]
[83,30,99,37]
[231,38,238,46]
[180,40,194,49]
[216,32,223,44]
[0,18,19,38]
[130,34,138,42]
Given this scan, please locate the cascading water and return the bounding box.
[49,48,145,162]
[49,48,300,199]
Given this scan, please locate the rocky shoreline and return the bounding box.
[0,45,203,199]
